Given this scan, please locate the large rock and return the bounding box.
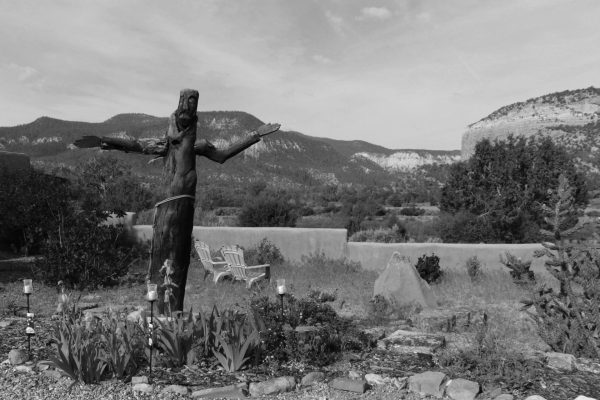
[408,371,448,398]
[378,329,445,357]
[249,376,295,396]
[445,378,480,400]
[373,252,436,309]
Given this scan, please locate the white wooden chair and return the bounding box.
[220,245,270,288]
[193,239,232,283]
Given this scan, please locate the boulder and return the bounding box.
[523,396,547,400]
[407,371,448,398]
[445,378,480,400]
[574,396,598,400]
[373,252,436,309]
[301,371,325,386]
[545,352,575,371]
[249,376,295,397]
[8,349,28,365]
[378,329,445,357]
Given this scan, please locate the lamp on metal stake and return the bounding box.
[276,279,287,320]
[23,279,34,360]
[147,283,158,381]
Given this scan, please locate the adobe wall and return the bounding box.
[131,224,547,275]
[345,242,547,274]
[131,226,348,262]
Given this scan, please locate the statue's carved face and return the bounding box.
[176,89,199,130]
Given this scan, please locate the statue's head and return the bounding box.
[176,89,199,130]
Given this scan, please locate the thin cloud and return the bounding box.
[358,7,393,21]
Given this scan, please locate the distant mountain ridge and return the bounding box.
[0,112,459,186]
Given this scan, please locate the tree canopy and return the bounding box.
[439,136,587,243]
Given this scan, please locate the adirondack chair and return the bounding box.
[220,245,270,288]
[193,239,232,283]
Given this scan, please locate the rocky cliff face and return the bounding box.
[462,87,600,159]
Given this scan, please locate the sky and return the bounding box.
[1,0,599,150]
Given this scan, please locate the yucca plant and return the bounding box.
[45,316,108,385]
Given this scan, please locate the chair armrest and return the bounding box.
[210,261,228,266]
[245,264,270,269]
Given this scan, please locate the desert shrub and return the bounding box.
[400,205,426,216]
[523,175,600,358]
[249,294,372,366]
[415,253,443,284]
[242,238,285,265]
[440,136,587,243]
[238,195,298,227]
[348,227,406,243]
[35,212,147,289]
[465,256,483,282]
[0,168,72,254]
[500,252,535,284]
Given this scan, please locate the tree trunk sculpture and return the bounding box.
[74,89,280,313]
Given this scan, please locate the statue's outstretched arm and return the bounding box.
[195,123,280,164]
[73,136,168,156]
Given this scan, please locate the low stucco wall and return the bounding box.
[346,242,548,274]
[131,224,549,276]
[132,225,348,262]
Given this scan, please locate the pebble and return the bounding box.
[132,383,153,393]
[364,373,387,385]
[131,375,148,384]
[301,371,326,386]
[161,384,189,395]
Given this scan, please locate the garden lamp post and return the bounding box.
[277,279,287,320]
[23,279,34,359]
[147,283,158,381]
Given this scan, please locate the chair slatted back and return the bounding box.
[194,240,215,272]
[220,245,248,281]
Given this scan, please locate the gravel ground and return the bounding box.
[0,362,427,400]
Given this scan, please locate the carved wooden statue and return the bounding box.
[74,89,280,313]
